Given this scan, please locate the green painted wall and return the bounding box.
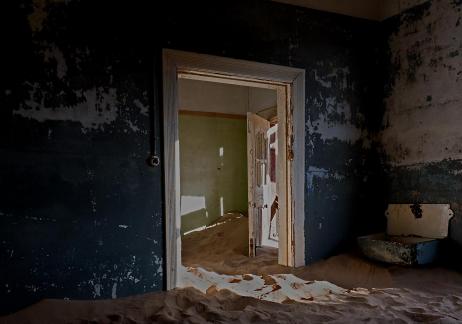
[179,114,248,234]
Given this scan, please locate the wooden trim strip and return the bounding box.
[179,110,246,120]
[178,70,286,90]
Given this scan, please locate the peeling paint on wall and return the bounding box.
[382,0,462,260]
[133,98,149,116]
[1,0,164,315]
[306,166,345,193]
[382,0,462,166]
[306,63,367,146]
[307,98,363,143]
[14,84,120,131]
[40,43,68,79]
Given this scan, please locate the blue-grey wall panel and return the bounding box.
[0,0,383,314]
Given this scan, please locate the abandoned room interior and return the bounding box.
[178,78,283,272]
[1,0,462,322]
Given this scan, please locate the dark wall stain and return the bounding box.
[406,42,424,82]
[401,1,432,25]
[410,203,423,219]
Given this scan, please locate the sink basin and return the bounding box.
[357,233,439,265]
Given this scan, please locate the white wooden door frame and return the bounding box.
[162,49,305,290]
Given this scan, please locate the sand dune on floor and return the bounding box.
[181,266,350,304]
[182,213,395,289]
[182,213,462,291]
[182,213,288,276]
[3,282,462,323]
[3,213,462,323]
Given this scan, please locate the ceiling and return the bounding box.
[272,0,429,21]
[178,78,277,117]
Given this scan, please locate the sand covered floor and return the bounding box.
[182,213,462,292]
[182,213,285,276]
[3,213,462,323]
[3,281,462,323]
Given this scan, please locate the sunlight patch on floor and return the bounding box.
[183,213,244,236]
[180,266,370,304]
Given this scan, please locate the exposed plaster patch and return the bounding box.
[24,215,57,222]
[306,166,345,193]
[307,98,362,143]
[314,71,332,88]
[153,255,163,276]
[83,256,145,300]
[125,120,140,133]
[133,99,149,116]
[93,283,102,297]
[25,284,39,292]
[90,198,96,213]
[14,84,120,132]
[308,65,362,144]
[41,43,68,79]
[314,67,350,90]
[452,168,462,176]
[111,282,117,299]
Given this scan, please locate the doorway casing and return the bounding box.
[163,49,305,290]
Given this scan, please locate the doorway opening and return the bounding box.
[178,78,280,275]
[163,49,305,289]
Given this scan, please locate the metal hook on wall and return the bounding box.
[147,154,160,167]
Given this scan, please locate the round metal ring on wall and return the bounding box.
[147,155,160,167]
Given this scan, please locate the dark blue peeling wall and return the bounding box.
[0,0,165,314]
[1,0,383,314]
[381,0,462,262]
